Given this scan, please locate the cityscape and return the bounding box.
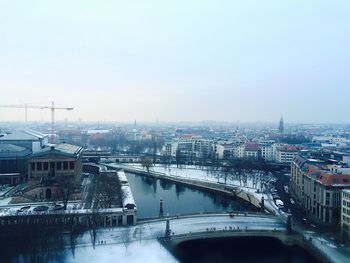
[1,1,350,263]
[1,119,350,262]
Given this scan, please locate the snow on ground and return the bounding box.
[118,170,136,208]
[303,231,350,263]
[56,214,285,263]
[0,197,12,206]
[125,164,265,190]
[0,185,14,197]
[66,240,178,263]
[71,214,285,248]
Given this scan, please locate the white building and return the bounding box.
[167,136,214,160]
[216,143,234,159]
[233,143,245,159]
[275,145,302,164]
[259,141,275,161]
[341,189,350,241]
[244,143,260,159]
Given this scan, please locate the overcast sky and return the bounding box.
[0,1,349,123]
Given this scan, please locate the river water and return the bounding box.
[125,172,256,218]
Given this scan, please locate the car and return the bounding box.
[275,199,284,207]
[17,205,31,212]
[54,204,64,210]
[34,205,49,212]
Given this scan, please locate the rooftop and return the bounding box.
[0,130,47,141]
[278,145,303,152]
[0,143,28,153]
[31,143,83,158]
[245,143,260,151]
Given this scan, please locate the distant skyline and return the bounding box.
[1,1,350,123]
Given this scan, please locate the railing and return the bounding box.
[138,211,278,223]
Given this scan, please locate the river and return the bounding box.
[125,172,257,218]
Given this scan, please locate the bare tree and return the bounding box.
[141,157,153,173]
[122,228,131,251]
[59,175,79,209]
[222,165,231,184]
[92,172,122,209]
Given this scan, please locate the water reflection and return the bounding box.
[126,173,256,219]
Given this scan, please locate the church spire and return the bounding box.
[279,116,284,134]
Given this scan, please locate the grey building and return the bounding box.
[0,130,48,153]
[0,144,31,184]
[26,144,83,200]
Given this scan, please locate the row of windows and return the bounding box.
[343,193,350,199]
[343,208,350,215]
[343,200,350,208]
[30,161,75,171]
[343,215,350,223]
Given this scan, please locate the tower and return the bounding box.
[279,116,284,134]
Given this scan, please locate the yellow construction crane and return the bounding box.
[0,101,74,143]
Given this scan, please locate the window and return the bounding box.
[63,162,68,170]
[43,162,48,171]
[69,161,75,170]
[37,162,42,171]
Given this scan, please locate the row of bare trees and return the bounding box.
[91,172,123,209]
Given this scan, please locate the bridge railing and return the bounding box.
[138,211,279,223]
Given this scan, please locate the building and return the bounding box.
[244,143,260,159]
[275,145,302,164]
[26,144,83,200]
[216,143,234,159]
[341,189,350,241]
[0,130,48,152]
[291,155,350,225]
[59,129,82,145]
[233,142,245,159]
[0,144,31,184]
[279,116,284,134]
[170,136,214,161]
[259,141,275,161]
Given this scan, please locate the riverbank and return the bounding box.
[105,163,280,216]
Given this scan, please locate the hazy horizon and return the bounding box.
[1,1,350,123]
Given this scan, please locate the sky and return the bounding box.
[0,0,349,124]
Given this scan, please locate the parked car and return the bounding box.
[17,205,31,212]
[34,205,49,212]
[275,199,284,207]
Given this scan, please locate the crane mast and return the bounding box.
[0,101,74,143]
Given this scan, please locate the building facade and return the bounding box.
[0,144,31,184]
[26,144,83,200]
[0,130,48,152]
[291,155,350,225]
[341,189,350,241]
[275,145,302,164]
